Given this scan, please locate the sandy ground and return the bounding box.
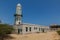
[7,31,60,40]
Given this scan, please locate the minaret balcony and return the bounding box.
[14,14,23,17]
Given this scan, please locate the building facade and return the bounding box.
[13,3,49,34]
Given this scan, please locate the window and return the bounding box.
[39,28,40,31]
[34,27,37,30]
[29,27,31,31]
[26,27,28,32]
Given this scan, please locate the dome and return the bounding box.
[17,3,21,6]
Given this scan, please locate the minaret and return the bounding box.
[14,3,22,25]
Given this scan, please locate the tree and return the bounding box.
[0,24,14,40]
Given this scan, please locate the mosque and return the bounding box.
[13,3,49,34]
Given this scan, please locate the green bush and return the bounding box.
[57,30,60,35]
[0,24,14,40]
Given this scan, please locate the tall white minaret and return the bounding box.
[14,3,22,25]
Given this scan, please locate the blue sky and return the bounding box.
[0,0,60,26]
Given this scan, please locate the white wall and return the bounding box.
[22,23,49,34]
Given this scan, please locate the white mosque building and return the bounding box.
[13,3,49,34]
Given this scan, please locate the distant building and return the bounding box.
[13,3,49,34]
[50,24,60,28]
[50,24,60,31]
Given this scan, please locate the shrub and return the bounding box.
[57,30,60,35]
[0,24,14,40]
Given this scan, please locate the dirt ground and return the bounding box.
[7,31,60,40]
